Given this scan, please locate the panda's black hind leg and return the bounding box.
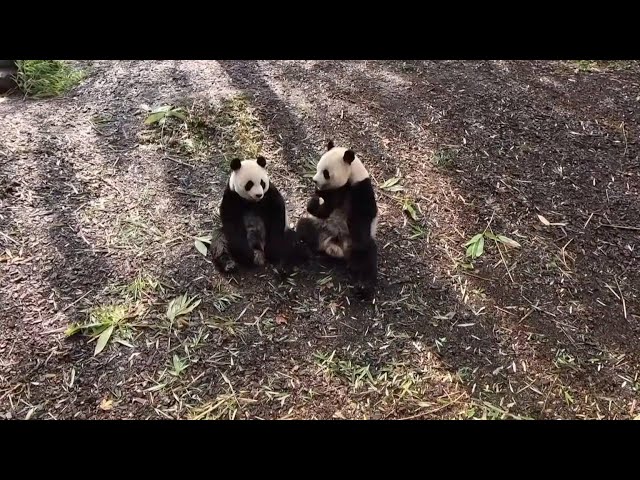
[271,229,311,279]
[349,240,377,300]
[284,228,311,264]
[295,217,322,251]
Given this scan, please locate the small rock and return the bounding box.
[0,65,17,94]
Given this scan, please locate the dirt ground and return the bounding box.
[1,60,639,419]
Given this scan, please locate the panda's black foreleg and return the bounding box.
[209,228,238,273]
[220,188,256,267]
[306,195,336,219]
[264,218,287,265]
[258,186,287,267]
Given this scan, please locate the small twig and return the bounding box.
[484,211,496,234]
[460,271,492,282]
[399,393,467,420]
[491,229,515,284]
[164,156,195,168]
[388,278,417,286]
[598,223,640,232]
[221,372,239,404]
[374,187,402,204]
[41,327,68,335]
[519,308,534,324]
[620,121,628,156]
[499,179,523,194]
[583,212,594,230]
[500,247,515,284]
[605,283,621,301]
[560,238,573,270]
[558,325,578,348]
[521,295,557,318]
[494,305,516,316]
[175,189,207,198]
[614,276,628,320]
[62,289,94,313]
[542,376,558,412]
[0,230,19,245]
[100,178,123,197]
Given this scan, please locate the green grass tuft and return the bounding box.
[15,60,85,98]
[571,60,638,73]
[138,95,263,163]
[214,94,264,159]
[431,148,457,168]
[65,303,142,356]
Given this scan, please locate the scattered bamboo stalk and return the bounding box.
[164,156,195,168]
[614,276,628,320]
[598,223,640,232]
[583,212,594,229]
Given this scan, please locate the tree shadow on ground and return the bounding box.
[3,60,638,418]
[196,60,640,418]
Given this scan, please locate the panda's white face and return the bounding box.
[313,147,353,190]
[312,144,369,190]
[229,157,270,201]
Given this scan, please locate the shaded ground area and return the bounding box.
[1,60,639,419]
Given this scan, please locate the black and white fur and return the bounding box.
[212,156,302,272]
[296,141,378,295]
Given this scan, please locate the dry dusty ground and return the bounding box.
[1,60,639,419]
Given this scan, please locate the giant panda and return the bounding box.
[296,140,378,296]
[211,155,304,273]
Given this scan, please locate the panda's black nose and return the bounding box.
[255,193,263,199]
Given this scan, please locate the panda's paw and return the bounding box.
[306,196,323,215]
[271,258,296,279]
[324,242,345,258]
[214,254,237,273]
[275,266,292,281]
[353,282,375,301]
[286,243,311,267]
[253,249,266,267]
[296,243,313,263]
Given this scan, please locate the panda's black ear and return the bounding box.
[343,150,355,164]
[256,156,267,168]
[230,158,242,171]
[327,140,334,150]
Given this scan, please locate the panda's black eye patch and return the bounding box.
[260,180,266,189]
[323,169,330,180]
[244,181,254,191]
